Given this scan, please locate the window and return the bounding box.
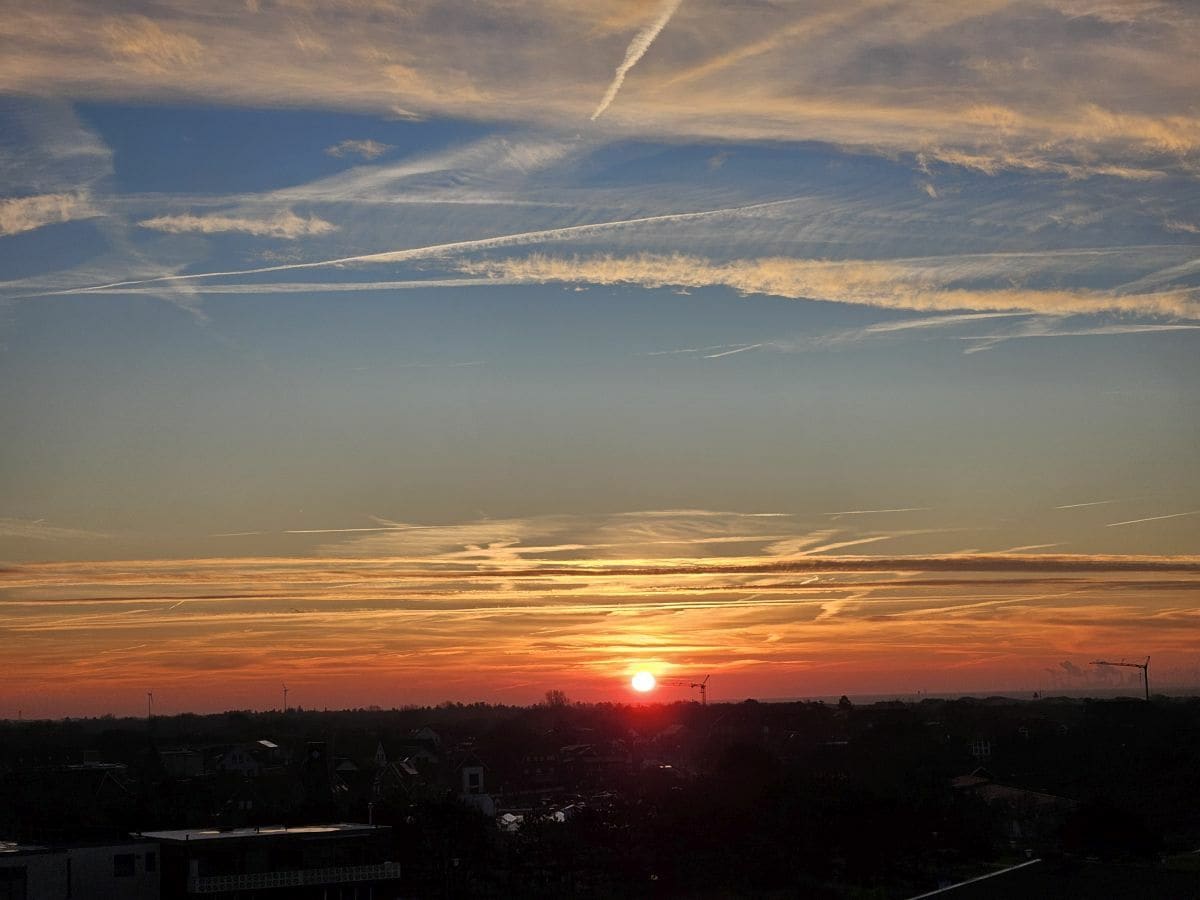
[145,852,156,873]
[113,854,135,877]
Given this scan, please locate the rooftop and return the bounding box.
[138,823,382,843]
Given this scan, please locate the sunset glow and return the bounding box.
[632,671,658,693]
[1,1,1198,718]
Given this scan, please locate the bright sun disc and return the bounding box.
[632,671,656,692]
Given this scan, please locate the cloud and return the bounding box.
[3,3,1198,177]
[137,209,337,239]
[1163,219,1200,234]
[0,193,97,236]
[58,197,799,295]
[3,545,1197,713]
[325,139,392,160]
[591,0,683,120]
[0,518,109,542]
[101,15,203,73]
[457,253,1200,317]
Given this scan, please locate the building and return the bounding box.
[136,824,399,900]
[0,838,159,900]
[455,754,495,817]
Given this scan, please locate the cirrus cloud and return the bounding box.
[137,209,337,239]
[0,192,97,237]
[458,253,1200,317]
[2,2,1199,178]
[324,139,392,160]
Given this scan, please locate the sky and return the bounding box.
[1,0,1198,717]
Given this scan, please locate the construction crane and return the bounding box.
[1091,656,1150,700]
[656,675,710,705]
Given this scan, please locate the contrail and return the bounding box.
[705,343,764,358]
[283,527,401,534]
[1107,510,1200,527]
[67,278,519,296]
[1055,499,1120,509]
[591,0,684,120]
[49,196,797,296]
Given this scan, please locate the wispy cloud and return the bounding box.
[1162,219,1200,234]
[0,518,109,542]
[2,547,1197,713]
[591,0,683,120]
[52,197,802,295]
[0,193,98,237]
[457,253,1200,317]
[324,139,392,160]
[101,15,203,73]
[0,1,1194,178]
[137,209,336,239]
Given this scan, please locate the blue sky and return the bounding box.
[0,0,1197,712]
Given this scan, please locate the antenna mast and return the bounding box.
[282,684,289,712]
[1091,656,1150,701]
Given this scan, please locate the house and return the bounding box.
[455,753,495,817]
[0,838,160,899]
[159,749,204,779]
[213,740,285,777]
[951,770,1077,848]
[214,746,262,777]
[137,823,399,900]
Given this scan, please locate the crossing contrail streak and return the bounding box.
[591,0,684,120]
[704,343,764,358]
[1107,510,1200,527]
[50,196,799,296]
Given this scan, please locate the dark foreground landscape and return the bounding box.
[3,695,1199,898]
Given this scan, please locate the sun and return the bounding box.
[631,670,657,693]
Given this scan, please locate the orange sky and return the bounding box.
[2,1,1198,720]
[3,548,1197,717]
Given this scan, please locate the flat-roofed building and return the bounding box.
[135,824,398,900]
[0,839,159,900]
